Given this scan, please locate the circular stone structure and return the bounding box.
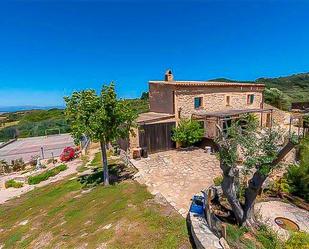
[255,200,309,239]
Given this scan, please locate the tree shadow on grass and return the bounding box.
[78,162,136,188]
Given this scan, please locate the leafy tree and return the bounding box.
[264,88,291,110]
[124,98,149,114]
[64,83,137,185]
[172,119,204,147]
[140,91,149,100]
[216,115,297,226]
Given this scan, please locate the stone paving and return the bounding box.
[131,148,221,217]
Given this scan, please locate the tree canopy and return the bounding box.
[64,83,137,185]
[264,88,291,111]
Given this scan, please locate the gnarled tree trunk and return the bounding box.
[220,162,244,225]
[219,140,296,227]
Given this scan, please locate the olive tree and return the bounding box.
[216,115,297,226]
[64,84,137,185]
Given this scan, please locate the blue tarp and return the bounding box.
[189,195,204,215]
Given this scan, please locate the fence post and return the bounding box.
[41,147,45,159]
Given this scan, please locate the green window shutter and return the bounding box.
[194,97,201,109]
[250,94,254,104]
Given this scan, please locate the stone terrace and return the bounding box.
[132,148,221,217]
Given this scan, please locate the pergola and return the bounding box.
[190,108,274,139]
[191,108,274,126]
[288,113,309,137]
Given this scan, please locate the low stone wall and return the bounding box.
[188,188,232,249]
[188,211,223,249]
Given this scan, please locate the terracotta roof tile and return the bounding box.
[149,80,265,87]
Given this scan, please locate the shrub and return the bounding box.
[213,175,223,186]
[172,119,204,147]
[268,177,290,197]
[29,155,40,166]
[299,135,309,168]
[28,164,67,185]
[286,164,309,202]
[11,158,25,172]
[47,158,57,164]
[5,179,23,188]
[285,136,309,202]
[0,160,10,174]
[284,232,309,249]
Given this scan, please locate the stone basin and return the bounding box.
[275,217,299,232]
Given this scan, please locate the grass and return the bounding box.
[28,164,68,185]
[0,175,191,248]
[256,225,283,249]
[5,179,23,188]
[226,224,255,249]
[89,151,117,168]
[76,155,90,173]
[226,224,309,249]
[226,224,282,249]
[284,232,309,249]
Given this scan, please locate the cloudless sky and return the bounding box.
[0,0,309,107]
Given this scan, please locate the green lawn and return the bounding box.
[0,174,191,248]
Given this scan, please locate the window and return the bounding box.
[247,94,254,105]
[226,96,230,106]
[198,121,204,130]
[194,97,202,109]
[222,117,232,135]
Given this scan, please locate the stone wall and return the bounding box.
[129,127,139,149]
[189,211,223,249]
[264,103,291,126]
[149,83,174,114]
[174,86,263,120]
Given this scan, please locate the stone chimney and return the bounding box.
[164,69,174,82]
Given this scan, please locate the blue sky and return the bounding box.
[0,0,309,107]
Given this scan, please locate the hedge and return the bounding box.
[28,164,67,185]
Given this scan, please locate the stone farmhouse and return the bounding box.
[129,70,274,156]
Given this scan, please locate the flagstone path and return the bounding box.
[131,148,221,217]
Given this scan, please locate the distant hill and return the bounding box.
[209,72,309,103]
[0,105,64,113]
[0,99,149,142]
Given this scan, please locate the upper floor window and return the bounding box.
[194,97,203,109]
[247,94,254,105]
[226,96,231,106]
